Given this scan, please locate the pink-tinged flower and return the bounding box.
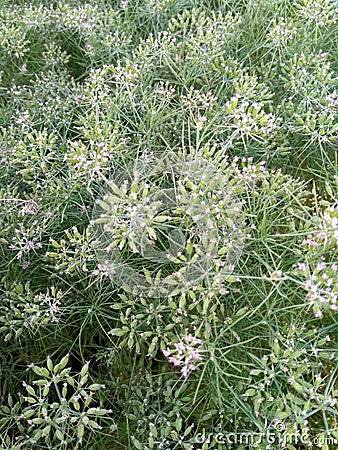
[168,357,181,367]
[185,334,202,344]
[181,364,197,378]
[190,349,202,361]
[315,310,323,319]
[163,334,203,377]
[316,262,327,271]
[93,260,116,277]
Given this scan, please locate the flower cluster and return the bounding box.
[298,204,338,317]
[180,87,218,110]
[143,0,174,14]
[279,51,338,149]
[46,226,95,276]
[267,17,297,46]
[225,96,279,141]
[0,283,64,341]
[299,262,338,318]
[92,260,116,277]
[9,221,44,261]
[246,325,336,438]
[163,335,203,377]
[296,0,337,27]
[0,356,111,448]
[64,140,114,178]
[0,23,30,58]
[92,151,247,298]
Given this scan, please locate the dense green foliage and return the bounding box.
[0,0,337,449]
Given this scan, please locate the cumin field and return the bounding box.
[0,1,337,449]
